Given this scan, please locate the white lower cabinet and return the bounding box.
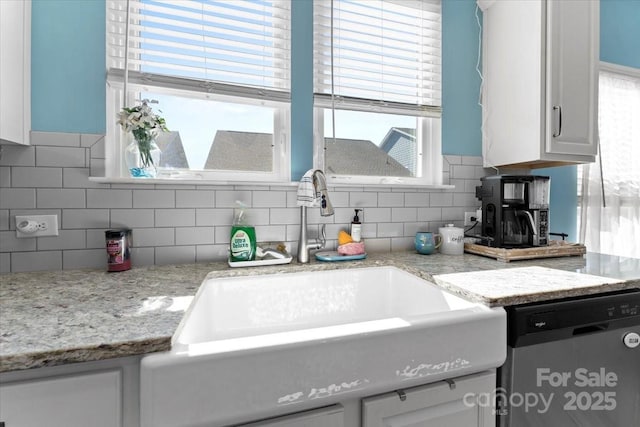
[362,371,495,427]
[1,358,495,427]
[234,371,496,427]
[0,356,140,427]
[235,404,345,427]
[0,370,121,427]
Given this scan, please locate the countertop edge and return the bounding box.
[0,337,171,373]
[2,253,639,373]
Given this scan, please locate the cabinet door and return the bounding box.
[236,404,344,427]
[362,371,495,427]
[0,0,31,145]
[545,0,599,157]
[0,370,121,427]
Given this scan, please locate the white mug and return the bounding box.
[438,224,464,255]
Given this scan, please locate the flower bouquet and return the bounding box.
[117,100,169,178]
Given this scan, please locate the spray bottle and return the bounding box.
[229,201,257,261]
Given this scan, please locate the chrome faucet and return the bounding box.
[297,170,334,263]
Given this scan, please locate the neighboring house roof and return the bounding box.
[202,130,411,176]
[204,131,273,172]
[380,127,417,175]
[324,137,411,176]
[155,131,189,169]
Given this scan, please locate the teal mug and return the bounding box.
[415,231,442,255]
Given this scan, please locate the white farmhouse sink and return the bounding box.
[141,266,505,427]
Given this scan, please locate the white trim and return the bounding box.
[420,117,443,185]
[108,70,291,104]
[314,94,442,118]
[22,0,31,145]
[88,176,454,190]
[313,107,326,173]
[599,61,640,79]
[324,175,449,187]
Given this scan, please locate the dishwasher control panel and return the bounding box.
[507,290,640,347]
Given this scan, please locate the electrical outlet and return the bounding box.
[464,211,477,226]
[15,215,59,238]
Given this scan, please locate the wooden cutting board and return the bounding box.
[464,240,586,262]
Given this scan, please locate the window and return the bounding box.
[106,0,291,181]
[578,63,640,258]
[313,0,442,185]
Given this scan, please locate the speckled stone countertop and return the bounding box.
[1,251,639,373]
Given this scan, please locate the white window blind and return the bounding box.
[313,0,441,116]
[106,0,291,101]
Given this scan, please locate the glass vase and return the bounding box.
[125,138,162,178]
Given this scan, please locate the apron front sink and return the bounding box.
[141,266,505,427]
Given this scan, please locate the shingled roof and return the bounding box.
[324,137,410,176]
[201,131,411,176]
[204,131,273,171]
[155,131,190,169]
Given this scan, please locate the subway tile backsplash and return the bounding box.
[0,132,488,273]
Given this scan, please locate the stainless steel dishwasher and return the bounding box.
[497,289,640,426]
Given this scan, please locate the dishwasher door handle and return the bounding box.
[573,323,609,336]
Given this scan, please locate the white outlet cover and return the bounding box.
[464,212,476,226]
[15,215,59,238]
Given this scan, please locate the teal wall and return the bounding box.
[601,0,640,68]
[290,0,315,180]
[442,0,482,157]
[536,165,578,240]
[31,0,105,133]
[29,0,638,238]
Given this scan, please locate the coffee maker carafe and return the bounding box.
[475,175,550,248]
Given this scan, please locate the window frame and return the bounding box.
[104,0,291,183]
[312,0,443,186]
[313,109,442,185]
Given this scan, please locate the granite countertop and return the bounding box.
[1,251,639,373]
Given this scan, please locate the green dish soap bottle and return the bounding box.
[230,202,256,262]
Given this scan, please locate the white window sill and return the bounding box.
[88,177,299,187]
[89,176,455,190]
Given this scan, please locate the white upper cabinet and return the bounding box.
[482,0,599,169]
[0,0,31,145]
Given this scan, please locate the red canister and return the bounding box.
[105,229,132,272]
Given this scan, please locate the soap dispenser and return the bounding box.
[351,209,362,242]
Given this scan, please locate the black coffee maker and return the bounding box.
[475,175,550,248]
